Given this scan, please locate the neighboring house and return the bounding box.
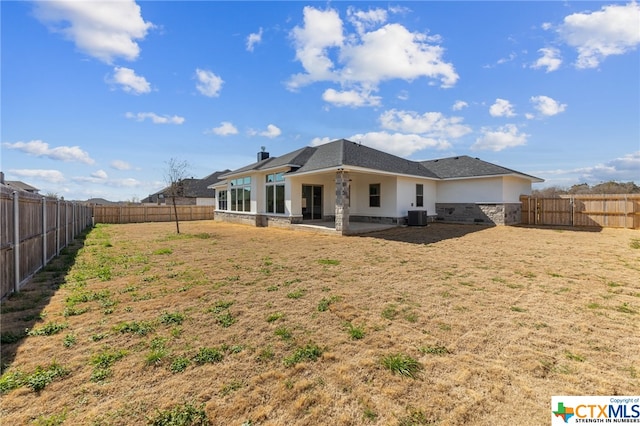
[1,172,40,194]
[143,170,230,206]
[210,139,543,233]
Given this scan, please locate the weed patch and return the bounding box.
[113,320,155,336]
[28,322,68,336]
[193,347,224,364]
[283,343,323,367]
[148,402,210,426]
[346,323,365,340]
[380,353,422,378]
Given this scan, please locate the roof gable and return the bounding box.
[293,139,439,179]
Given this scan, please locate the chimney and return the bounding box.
[257,146,269,162]
[0,171,4,184]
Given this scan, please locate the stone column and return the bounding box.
[335,170,350,234]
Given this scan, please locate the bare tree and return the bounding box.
[164,158,189,234]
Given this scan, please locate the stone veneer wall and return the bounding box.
[435,203,521,225]
[350,215,407,225]
[214,211,301,228]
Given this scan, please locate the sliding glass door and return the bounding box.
[302,185,322,220]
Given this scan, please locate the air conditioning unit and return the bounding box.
[407,210,428,226]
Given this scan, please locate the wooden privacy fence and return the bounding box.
[1,187,93,300]
[520,194,640,229]
[92,205,214,224]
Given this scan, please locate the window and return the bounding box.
[416,184,424,207]
[218,189,227,210]
[229,177,251,212]
[369,183,380,207]
[265,172,285,214]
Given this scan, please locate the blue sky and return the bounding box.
[2,1,639,201]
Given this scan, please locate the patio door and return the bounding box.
[302,185,322,220]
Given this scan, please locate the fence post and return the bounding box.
[42,197,47,267]
[56,199,61,256]
[12,191,20,293]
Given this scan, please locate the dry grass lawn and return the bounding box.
[1,221,639,425]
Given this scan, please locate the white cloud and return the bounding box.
[288,6,344,89]
[125,112,185,124]
[322,88,381,107]
[532,47,562,72]
[110,160,131,170]
[259,124,282,139]
[489,98,516,117]
[110,178,142,188]
[8,169,65,184]
[558,2,640,69]
[246,27,263,52]
[578,151,640,182]
[452,100,468,111]
[195,68,223,97]
[534,152,640,184]
[208,122,238,136]
[347,131,451,157]
[3,140,94,164]
[33,0,154,64]
[472,124,529,151]
[91,170,108,179]
[530,95,567,117]
[287,6,458,101]
[347,6,388,35]
[111,67,151,94]
[379,109,471,140]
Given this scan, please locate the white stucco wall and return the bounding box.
[349,173,398,217]
[436,176,531,203]
[502,176,532,201]
[396,177,437,216]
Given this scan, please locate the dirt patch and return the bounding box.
[1,221,638,425]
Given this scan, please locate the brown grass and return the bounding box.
[1,221,639,425]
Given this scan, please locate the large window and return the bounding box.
[218,189,227,210]
[229,177,251,212]
[265,172,285,214]
[369,183,381,207]
[416,184,424,207]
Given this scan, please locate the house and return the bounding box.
[0,172,40,194]
[210,139,543,233]
[143,170,230,206]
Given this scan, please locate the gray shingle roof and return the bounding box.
[222,139,542,182]
[292,139,440,178]
[420,156,543,181]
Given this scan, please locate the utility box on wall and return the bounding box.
[407,210,428,226]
